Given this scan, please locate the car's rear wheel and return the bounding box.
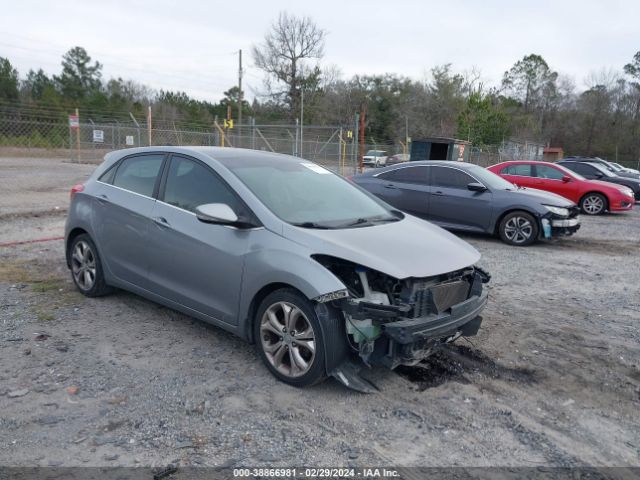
[580,193,607,215]
[69,234,112,297]
[255,288,328,387]
[498,211,538,246]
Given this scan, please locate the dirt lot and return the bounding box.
[0,157,639,469]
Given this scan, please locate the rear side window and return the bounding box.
[378,166,429,184]
[502,164,532,176]
[98,165,117,184]
[431,166,474,189]
[163,156,240,213]
[534,165,564,180]
[112,154,165,197]
[566,163,594,176]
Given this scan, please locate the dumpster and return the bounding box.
[410,137,471,162]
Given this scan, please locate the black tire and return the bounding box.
[498,211,538,246]
[68,234,113,297]
[254,288,329,387]
[579,192,607,215]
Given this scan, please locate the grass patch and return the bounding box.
[35,308,55,322]
[0,260,31,283]
[31,280,64,292]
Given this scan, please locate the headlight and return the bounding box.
[543,205,569,216]
[619,188,634,198]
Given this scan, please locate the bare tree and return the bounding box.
[252,12,326,120]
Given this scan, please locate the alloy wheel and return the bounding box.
[71,240,96,291]
[259,301,316,378]
[582,195,604,214]
[503,216,533,244]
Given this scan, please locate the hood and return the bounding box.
[615,171,640,179]
[283,215,481,279]
[507,187,575,206]
[585,178,634,191]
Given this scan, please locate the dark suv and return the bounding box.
[558,160,640,201]
[562,157,640,180]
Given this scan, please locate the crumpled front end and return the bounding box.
[312,256,490,390]
[540,205,581,239]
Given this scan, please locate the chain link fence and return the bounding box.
[1,112,546,175]
[468,140,545,167]
[0,114,402,175]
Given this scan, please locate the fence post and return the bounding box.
[147,105,152,146]
[75,108,80,162]
[251,117,256,150]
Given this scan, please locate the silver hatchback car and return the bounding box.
[65,147,490,391]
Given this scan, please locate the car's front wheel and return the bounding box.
[498,211,538,246]
[69,234,112,297]
[580,193,607,215]
[254,288,328,387]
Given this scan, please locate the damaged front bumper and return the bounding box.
[541,207,581,239]
[329,267,490,391]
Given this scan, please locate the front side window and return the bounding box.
[378,166,429,184]
[534,165,565,180]
[502,164,532,177]
[112,154,165,197]
[431,166,474,189]
[163,156,239,213]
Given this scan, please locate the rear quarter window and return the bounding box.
[112,154,165,197]
[502,164,532,176]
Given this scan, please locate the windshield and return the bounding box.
[467,164,516,190]
[589,163,615,177]
[555,163,586,180]
[365,150,386,156]
[228,161,398,228]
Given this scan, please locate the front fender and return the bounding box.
[238,247,347,339]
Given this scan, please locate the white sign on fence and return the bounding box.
[125,135,134,146]
[93,130,104,143]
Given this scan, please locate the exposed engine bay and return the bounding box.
[312,255,491,383]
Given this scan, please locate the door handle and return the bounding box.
[384,183,396,189]
[433,190,444,196]
[96,193,109,203]
[153,216,169,226]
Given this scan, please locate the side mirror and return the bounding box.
[467,182,487,192]
[562,175,571,183]
[595,172,604,178]
[195,203,239,225]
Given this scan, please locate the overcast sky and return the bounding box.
[2,0,639,102]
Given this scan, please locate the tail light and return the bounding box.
[70,184,84,198]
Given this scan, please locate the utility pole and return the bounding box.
[238,49,243,130]
[300,87,304,158]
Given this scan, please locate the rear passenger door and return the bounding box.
[94,153,166,288]
[374,166,430,217]
[427,166,493,232]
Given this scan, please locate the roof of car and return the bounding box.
[383,160,478,170]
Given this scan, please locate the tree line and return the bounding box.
[1,12,640,163]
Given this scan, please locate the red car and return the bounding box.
[487,161,635,215]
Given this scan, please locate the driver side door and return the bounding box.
[145,154,254,325]
[427,166,493,232]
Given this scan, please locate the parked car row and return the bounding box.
[353,161,580,246]
[488,160,636,215]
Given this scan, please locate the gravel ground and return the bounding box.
[0,157,639,469]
